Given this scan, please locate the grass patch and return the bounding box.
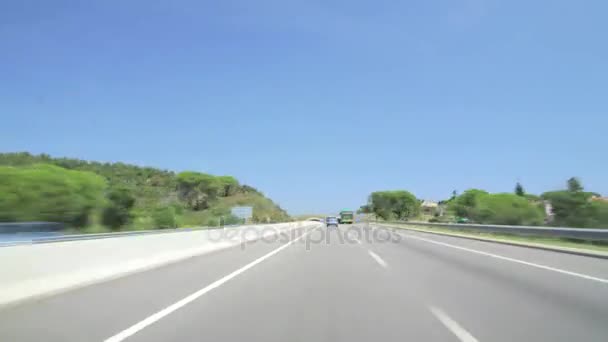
[382,223,608,254]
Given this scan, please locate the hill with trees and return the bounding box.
[0,152,289,231]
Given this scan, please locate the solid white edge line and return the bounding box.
[368,250,388,268]
[104,228,315,342]
[429,306,479,342]
[373,226,608,284]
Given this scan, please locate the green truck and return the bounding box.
[339,210,354,224]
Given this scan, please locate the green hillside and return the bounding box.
[0,152,289,231]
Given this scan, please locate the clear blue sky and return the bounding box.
[2,1,607,214]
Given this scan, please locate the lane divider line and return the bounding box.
[429,306,479,342]
[104,228,315,342]
[392,229,608,285]
[368,250,388,268]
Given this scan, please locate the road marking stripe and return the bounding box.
[368,250,388,268]
[430,306,479,342]
[395,229,608,284]
[104,228,314,342]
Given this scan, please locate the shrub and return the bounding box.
[0,164,106,227]
[153,207,177,229]
[474,193,545,226]
[102,188,136,229]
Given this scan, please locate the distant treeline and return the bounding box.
[360,178,608,228]
[0,152,290,231]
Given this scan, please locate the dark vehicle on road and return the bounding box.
[456,217,470,224]
[325,216,339,227]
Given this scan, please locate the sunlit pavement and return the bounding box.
[1,224,607,341]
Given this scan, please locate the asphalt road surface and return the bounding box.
[1,223,607,341]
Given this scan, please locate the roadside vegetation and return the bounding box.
[0,152,290,231]
[360,178,608,229]
[379,223,608,253]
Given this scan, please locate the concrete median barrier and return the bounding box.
[0,222,320,307]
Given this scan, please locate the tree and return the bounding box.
[589,201,608,227]
[216,176,239,197]
[176,172,222,210]
[567,177,583,192]
[369,191,420,220]
[449,189,489,219]
[541,177,608,228]
[542,190,591,227]
[102,188,136,229]
[515,182,525,197]
[240,184,262,195]
[0,164,106,226]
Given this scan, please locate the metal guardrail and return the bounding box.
[36,226,222,244]
[382,221,608,242]
[0,225,220,247]
[0,222,65,234]
[0,221,304,246]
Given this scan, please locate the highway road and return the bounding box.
[1,224,607,341]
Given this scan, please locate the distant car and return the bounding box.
[325,216,339,227]
[456,217,470,224]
